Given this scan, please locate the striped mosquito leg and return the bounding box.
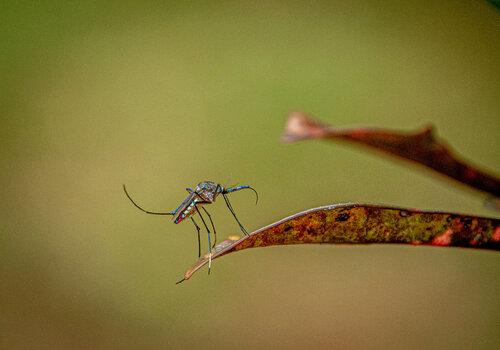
[190,217,201,258]
[201,207,217,248]
[222,193,249,236]
[224,185,259,204]
[194,205,212,274]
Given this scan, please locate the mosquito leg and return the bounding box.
[122,185,176,216]
[194,205,212,274]
[190,217,201,258]
[192,190,216,248]
[201,207,217,248]
[223,193,249,236]
[223,193,246,235]
[226,195,246,233]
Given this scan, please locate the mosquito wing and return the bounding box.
[173,192,197,224]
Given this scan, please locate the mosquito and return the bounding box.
[122,181,258,274]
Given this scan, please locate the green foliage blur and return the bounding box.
[1,1,499,349]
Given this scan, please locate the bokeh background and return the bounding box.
[1,1,499,349]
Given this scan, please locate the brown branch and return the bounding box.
[281,112,500,197]
[177,204,500,283]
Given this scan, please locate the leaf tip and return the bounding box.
[281,111,327,143]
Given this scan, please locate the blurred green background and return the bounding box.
[1,1,499,349]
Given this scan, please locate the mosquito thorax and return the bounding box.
[195,181,220,202]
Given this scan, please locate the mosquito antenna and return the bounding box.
[123,185,174,216]
[224,185,259,205]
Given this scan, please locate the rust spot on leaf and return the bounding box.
[470,234,482,246]
[492,227,500,242]
[335,212,350,222]
[431,229,453,246]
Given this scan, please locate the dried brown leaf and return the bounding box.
[178,204,500,283]
[282,112,500,197]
